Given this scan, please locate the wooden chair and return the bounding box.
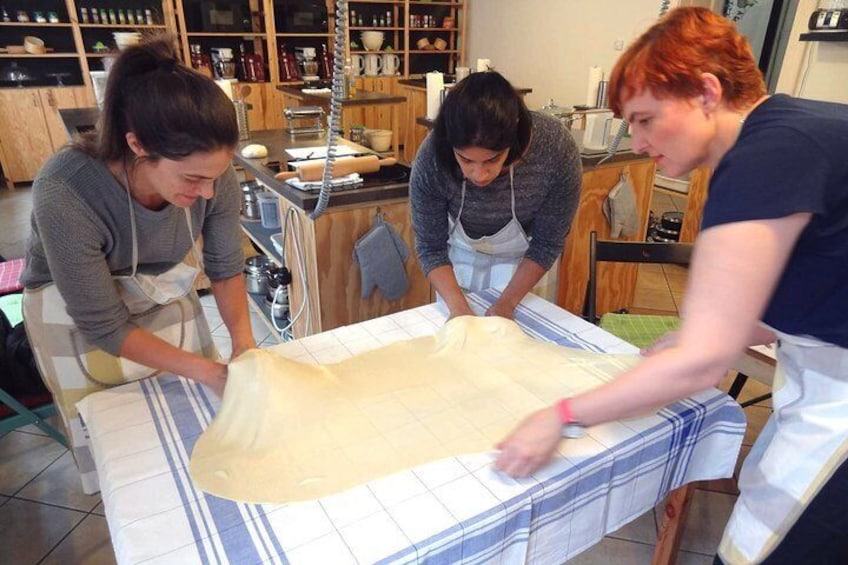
[583,231,771,408]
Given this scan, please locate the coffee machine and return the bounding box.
[294,46,319,82]
[210,47,236,80]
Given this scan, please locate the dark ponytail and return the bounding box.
[76,34,238,162]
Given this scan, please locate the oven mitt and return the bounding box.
[603,173,640,238]
[352,216,410,301]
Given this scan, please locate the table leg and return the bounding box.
[652,483,695,565]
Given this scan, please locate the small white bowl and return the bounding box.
[360,31,384,51]
[364,129,392,152]
[113,32,141,51]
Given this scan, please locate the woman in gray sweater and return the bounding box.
[21,37,255,493]
[410,71,582,319]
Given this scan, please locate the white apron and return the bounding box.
[22,174,217,494]
[446,166,558,300]
[719,328,848,564]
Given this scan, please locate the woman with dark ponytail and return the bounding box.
[21,36,256,494]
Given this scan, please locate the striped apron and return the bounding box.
[719,330,848,563]
[22,189,218,494]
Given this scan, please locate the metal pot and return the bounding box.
[241,180,262,220]
[244,255,271,294]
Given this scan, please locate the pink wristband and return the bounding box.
[557,398,573,425]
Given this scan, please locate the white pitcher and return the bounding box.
[351,54,365,77]
[364,53,383,77]
[381,53,400,76]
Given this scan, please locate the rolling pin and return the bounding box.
[274,155,397,182]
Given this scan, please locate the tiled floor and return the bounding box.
[0,184,772,563]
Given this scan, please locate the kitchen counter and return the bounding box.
[234,129,410,212]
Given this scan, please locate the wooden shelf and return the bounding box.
[407,49,459,54]
[349,0,406,4]
[408,1,463,5]
[185,32,267,38]
[0,53,81,58]
[78,24,167,29]
[276,32,334,38]
[0,22,74,27]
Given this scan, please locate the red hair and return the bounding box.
[609,7,766,117]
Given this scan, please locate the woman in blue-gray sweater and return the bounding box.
[410,71,582,320]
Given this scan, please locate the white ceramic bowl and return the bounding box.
[360,31,384,51]
[365,129,392,152]
[113,32,141,51]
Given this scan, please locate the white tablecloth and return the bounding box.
[78,290,745,564]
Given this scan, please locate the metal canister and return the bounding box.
[244,255,272,294]
[240,181,261,219]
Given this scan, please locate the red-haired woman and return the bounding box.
[494,7,848,564]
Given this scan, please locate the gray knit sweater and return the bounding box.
[410,111,582,276]
[22,148,244,355]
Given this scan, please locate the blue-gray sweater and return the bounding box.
[410,111,582,275]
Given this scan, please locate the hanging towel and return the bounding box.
[603,173,640,238]
[352,216,410,301]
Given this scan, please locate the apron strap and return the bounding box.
[453,164,516,233]
[123,165,205,274]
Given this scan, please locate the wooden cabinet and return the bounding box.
[0,86,91,186]
[556,156,657,317]
[277,196,431,338]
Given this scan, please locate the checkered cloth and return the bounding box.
[0,258,25,295]
[78,291,745,564]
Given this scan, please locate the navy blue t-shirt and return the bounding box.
[702,95,848,348]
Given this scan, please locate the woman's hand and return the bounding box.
[447,303,475,321]
[485,301,515,320]
[641,330,679,356]
[494,405,562,477]
[186,359,228,397]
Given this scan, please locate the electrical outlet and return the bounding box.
[614,39,625,51]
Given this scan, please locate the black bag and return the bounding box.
[0,307,49,397]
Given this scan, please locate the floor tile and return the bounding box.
[0,497,86,564]
[17,451,101,512]
[0,431,67,495]
[678,489,736,555]
[607,507,657,545]
[40,514,116,565]
[568,536,655,564]
[92,500,105,516]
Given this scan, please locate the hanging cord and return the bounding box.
[597,0,673,166]
[272,207,311,340]
[311,0,349,220]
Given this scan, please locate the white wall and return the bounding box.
[465,0,671,110]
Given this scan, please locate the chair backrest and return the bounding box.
[583,231,693,324]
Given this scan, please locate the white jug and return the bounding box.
[364,53,383,77]
[381,53,400,76]
[351,54,365,77]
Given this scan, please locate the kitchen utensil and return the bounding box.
[361,31,384,51]
[113,32,141,51]
[0,62,34,87]
[24,36,46,55]
[244,255,272,294]
[240,180,262,219]
[275,155,397,181]
[363,53,383,76]
[381,52,400,75]
[364,129,392,152]
[660,211,683,232]
[433,38,447,51]
[257,192,281,229]
[351,54,365,76]
[2,45,26,54]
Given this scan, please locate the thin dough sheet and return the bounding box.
[189,316,640,503]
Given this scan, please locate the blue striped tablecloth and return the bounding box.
[78,291,745,564]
